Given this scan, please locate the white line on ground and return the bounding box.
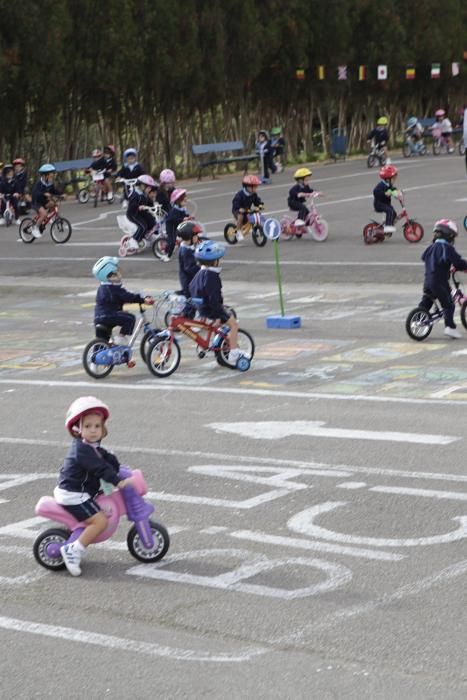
[2,256,423,266]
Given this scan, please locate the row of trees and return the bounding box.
[1,0,466,175]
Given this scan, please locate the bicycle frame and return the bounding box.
[167,312,224,355]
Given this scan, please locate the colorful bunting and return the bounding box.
[406,66,416,80]
[431,62,441,78]
[358,65,367,81]
[337,65,347,80]
[452,62,460,76]
[317,65,325,80]
[295,68,305,81]
[377,65,387,80]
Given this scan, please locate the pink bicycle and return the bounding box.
[280,192,329,241]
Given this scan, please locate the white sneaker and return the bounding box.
[14,219,20,225]
[127,238,139,250]
[228,348,242,364]
[236,231,244,241]
[295,219,305,227]
[114,334,128,345]
[386,158,392,164]
[60,543,82,576]
[444,326,462,339]
[0,219,5,226]
[383,225,396,233]
[159,254,170,262]
[31,226,42,238]
[107,191,113,201]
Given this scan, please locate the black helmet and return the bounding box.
[177,220,203,241]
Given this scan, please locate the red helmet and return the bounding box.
[242,174,261,187]
[13,158,25,166]
[379,165,398,180]
[65,396,110,436]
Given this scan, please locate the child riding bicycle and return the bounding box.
[177,220,204,297]
[164,188,190,261]
[30,163,63,238]
[418,219,467,339]
[431,109,454,153]
[125,174,158,252]
[92,256,154,346]
[232,175,263,241]
[373,165,400,234]
[156,168,176,214]
[287,167,314,223]
[0,164,21,224]
[368,116,390,162]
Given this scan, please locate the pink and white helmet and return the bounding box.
[159,168,175,184]
[433,219,458,241]
[137,174,157,188]
[65,396,110,436]
[435,109,445,118]
[170,188,187,205]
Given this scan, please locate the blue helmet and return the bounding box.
[38,163,56,173]
[123,148,137,160]
[194,240,225,262]
[92,256,120,282]
[407,117,418,128]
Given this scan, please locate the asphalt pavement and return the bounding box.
[1,152,467,699]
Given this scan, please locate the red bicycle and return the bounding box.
[363,191,424,245]
[145,297,254,376]
[19,199,72,244]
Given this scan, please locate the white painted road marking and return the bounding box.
[208,420,458,445]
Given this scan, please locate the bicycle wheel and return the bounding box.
[460,302,467,330]
[363,223,384,245]
[139,329,161,361]
[152,237,170,260]
[310,218,329,242]
[252,225,267,247]
[402,143,412,158]
[146,336,181,377]
[19,217,35,243]
[280,215,294,240]
[405,308,433,341]
[459,141,466,157]
[463,215,467,233]
[419,144,427,156]
[50,217,72,244]
[78,189,89,204]
[224,223,238,245]
[216,329,255,369]
[403,220,424,243]
[82,339,114,378]
[432,140,440,156]
[367,155,377,168]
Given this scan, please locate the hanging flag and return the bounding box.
[406,66,416,80]
[358,65,367,81]
[452,62,460,77]
[295,68,305,81]
[317,65,325,80]
[463,50,467,62]
[431,63,441,78]
[377,65,387,80]
[337,65,347,80]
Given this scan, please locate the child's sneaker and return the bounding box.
[107,191,113,201]
[31,226,42,238]
[14,219,21,225]
[295,219,306,227]
[228,347,242,364]
[127,238,139,251]
[114,334,128,345]
[60,543,82,576]
[444,326,462,339]
[236,230,244,241]
[383,225,396,234]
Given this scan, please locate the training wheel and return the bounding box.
[236,356,251,372]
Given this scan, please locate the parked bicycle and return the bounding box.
[367,141,387,168]
[405,269,467,341]
[82,302,161,379]
[363,191,424,245]
[146,296,254,376]
[19,198,72,244]
[280,192,329,241]
[224,206,267,247]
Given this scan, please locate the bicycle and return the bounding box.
[431,128,455,156]
[405,269,467,341]
[77,172,93,204]
[363,191,424,245]
[367,141,387,168]
[145,297,254,377]
[280,192,329,241]
[90,169,114,207]
[402,135,427,158]
[224,206,267,247]
[82,302,161,379]
[0,194,18,226]
[151,201,200,260]
[118,204,167,258]
[19,199,72,244]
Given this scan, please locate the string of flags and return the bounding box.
[295,61,464,81]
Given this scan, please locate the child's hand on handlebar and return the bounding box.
[144,295,155,305]
[117,477,133,489]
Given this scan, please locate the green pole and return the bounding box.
[273,238,285,317]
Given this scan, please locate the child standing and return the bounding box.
[255,130,275,183]
[373,165,399,234]
[189,240,244,366]
[287,167,313,223]
[177,220,204,297]
[270,126,286,171]
[0,164,21,224]
[164,188,189,261]
[92,256,154,345]
[56,396,133,576]
[231,175,263,241]
[418,219,467,338]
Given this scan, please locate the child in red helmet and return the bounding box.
[56,396,133,576]
[232,175,263,241]
[373,165,400,234]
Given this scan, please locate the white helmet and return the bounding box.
[433,218,458,241]
[159,168,175,184]
[65,396,110,436]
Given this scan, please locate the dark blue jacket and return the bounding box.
[373,180,394,207]
[116,163,145,179]
[127,189,151,219]
[155,186,173,214]
[189,267,224,319]
[57,438,121,497]
[368,127,388,144]
[232,188,263,216]
[31,179,62,208]
[178,245,199,297]
[94,283,144,321]
[14,170,27,194]
[165,205,187,240]
[288,183,313,210]
[0,178,19,197]
[422,239,467,286]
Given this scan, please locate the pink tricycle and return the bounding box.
[280,192,329,241]
[33,466,170,571]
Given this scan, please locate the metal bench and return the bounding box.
[191,141,258,180]
[53,158,93,187]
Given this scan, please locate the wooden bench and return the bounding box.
[191,141,258,180]
[54,158,93,187]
